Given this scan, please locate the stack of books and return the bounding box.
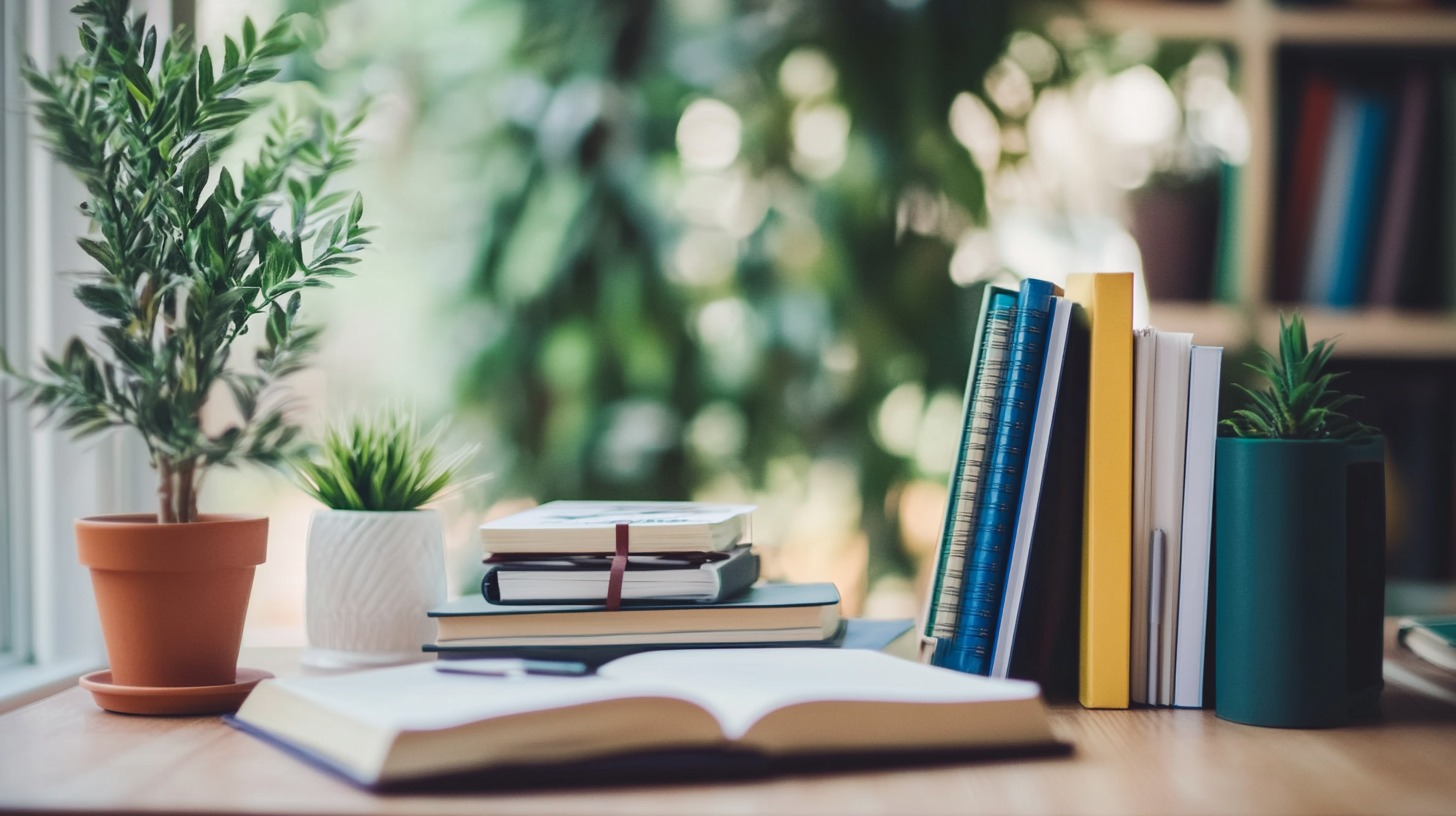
[922,273,1223,710]
[424,501,905,664]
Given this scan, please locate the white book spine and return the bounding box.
[1172,345,1223,708]
[1130,328,1156,704]
[1153,333,1193,706]
[1148,528,1165,704]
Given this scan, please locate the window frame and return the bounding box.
[0,0,170,712]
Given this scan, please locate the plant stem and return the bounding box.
[158,457,177,524]
[178,458,198,523]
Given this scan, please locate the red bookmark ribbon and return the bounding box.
[606,523,629,611]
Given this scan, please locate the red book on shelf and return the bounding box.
[1275,74,1337,303]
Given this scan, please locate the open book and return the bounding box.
[230,648,1059,789]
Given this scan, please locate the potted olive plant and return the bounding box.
[1,0,368,710]
[293,410,478,668]
[1214,313,1384,728]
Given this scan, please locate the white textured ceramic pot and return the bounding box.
[303,509,446,669]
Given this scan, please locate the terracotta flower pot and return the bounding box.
[75,514,268,688]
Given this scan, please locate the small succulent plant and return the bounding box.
[293,409,481,512]
[1220,312,1377,441]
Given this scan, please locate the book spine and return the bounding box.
[942,278,1059,675]
[929,292,1016,643]
[925,286,1015,638]
[1303,92,1361,305]
[1067,272,1133,710]
[1173,345,1222,708]
[1275,74,1336,303]
[990,297,1072,679]
[710,550,761,604]
[1330,92,1393,308]
[1130,328,1155,705]
[1368,68,1431,307]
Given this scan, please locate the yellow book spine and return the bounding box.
[1066,272,1133,709]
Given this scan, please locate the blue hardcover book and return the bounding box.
[1328,91,1394,307]
[939,278,1061,675]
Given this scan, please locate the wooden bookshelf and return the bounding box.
[1087,0,1456,359]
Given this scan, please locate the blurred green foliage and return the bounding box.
[282,0,1102,587]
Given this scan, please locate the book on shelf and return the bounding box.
[1368,66,1432,307]
[428,582,841,649]
[1065,272,1133,710]
[481,544,759,605]
[1300,89,1363,305]
[1172,344,1222,709]
[994,297,1090,702]
[479,501,755,555]
[229,647,1061,790]
[939,277,1061,676]
[1397,616,1456,674]
[1302,89,1393,307]
[1329,89,1393,307]
[1443,63,1456,308]
[923,283,1017,660]
[1275,72,1337,303]
[1131,327,1193,706]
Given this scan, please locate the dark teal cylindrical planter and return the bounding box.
[1213,436,1385,728]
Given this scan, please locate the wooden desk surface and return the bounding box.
[2,625,1454,816]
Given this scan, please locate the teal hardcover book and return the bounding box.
[1398,616,1456,673]
[924,284,1017,648]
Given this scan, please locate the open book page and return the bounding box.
[236,662,728,783]
[250,662,675,732]
[597,648,1048,748]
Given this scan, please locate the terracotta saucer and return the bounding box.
[79,667,274,716]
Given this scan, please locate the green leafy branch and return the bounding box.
[1,0,368,522]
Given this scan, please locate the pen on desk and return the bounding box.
[434,658,592,678]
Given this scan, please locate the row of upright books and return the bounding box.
[1273,57,1456,309]
[425,501,915,665]
[922,272,1223,709]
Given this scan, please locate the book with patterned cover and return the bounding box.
[939,277,1061,675]
[923,284,1017,653]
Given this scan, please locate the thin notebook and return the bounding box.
[482,545,759,605]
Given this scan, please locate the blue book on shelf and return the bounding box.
[939,277,1060,675]
[1303,92,1360,305]
[1328,92,1393,308]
